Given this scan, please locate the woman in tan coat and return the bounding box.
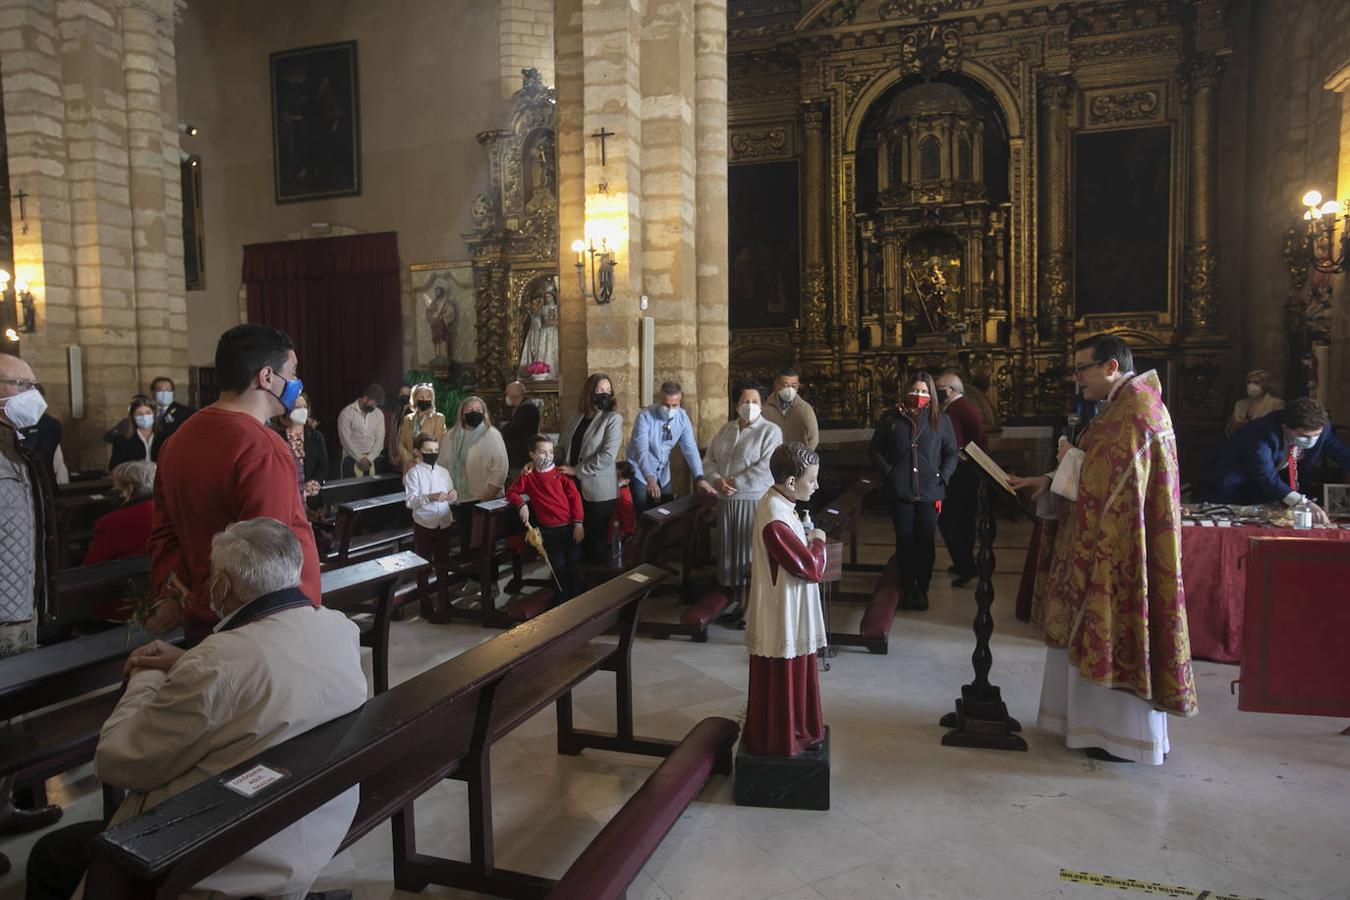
[395,382,448,471]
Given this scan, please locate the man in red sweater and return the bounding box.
[935,371,987,588]
[145,325,321,643]
[506,435,584,603]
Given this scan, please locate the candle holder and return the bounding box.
[571,238,616,304]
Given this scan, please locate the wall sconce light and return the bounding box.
[1299,189,1349,275]
[571,237,616,304]
[0,269,37,339]
[178,121,200,137]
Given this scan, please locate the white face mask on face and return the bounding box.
[134,413,155,430]
[739,402,761,423]
[289,407,309,425]
[1,388,47,430]
[1246,382,1263,399]
[778,386,797,403]
[155,390,174,407]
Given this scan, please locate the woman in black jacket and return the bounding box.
[868,370,957,610]
[108,396,161,469]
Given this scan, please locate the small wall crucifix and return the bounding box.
[591,127,615,166]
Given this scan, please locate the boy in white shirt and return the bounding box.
[404,432,457,620]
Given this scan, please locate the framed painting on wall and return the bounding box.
[1073,126,1171,317]
[410,262,476,370]
[729,161,800,329]
[270,41,361,203]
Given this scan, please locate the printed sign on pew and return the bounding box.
[223,764,289,798]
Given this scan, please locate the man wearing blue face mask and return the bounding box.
[143,324,322,644]
[625,380,708,509]
[1201,396,1350,520]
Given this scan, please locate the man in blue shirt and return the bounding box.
[1200,396,1350,523]
[626,380,708,509]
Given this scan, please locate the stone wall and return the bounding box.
[500,0,553,100]
[0,0,187,470]
[1221,0,1350,424]
[175,0,509,380]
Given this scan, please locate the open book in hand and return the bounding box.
[960,443,1018,497]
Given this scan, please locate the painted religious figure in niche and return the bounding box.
[270,41,361,203]
[519,278,560,378]
[902,231,962,335]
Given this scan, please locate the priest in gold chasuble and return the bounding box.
[1011,335,1197,766]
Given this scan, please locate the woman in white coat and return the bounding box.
[438,395,509,566]
[557,372,623,564]
[743,442,828,756]
[700,382,782,619]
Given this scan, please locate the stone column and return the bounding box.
[1036,73,1074,339]
[553,0,586,416]
[581,0,642,424]
[694,0,729,442]
[119,0,171,381]
[1182,54,1226,334]
[801,99,828,345]
[642,0,697,409]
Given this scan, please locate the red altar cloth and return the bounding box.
[1016,521,1350,664]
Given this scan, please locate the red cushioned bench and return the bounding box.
[825,555,900,655]
[548,716,739,900]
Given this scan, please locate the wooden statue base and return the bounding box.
[734,726,830,810]
[940,684,1027,751]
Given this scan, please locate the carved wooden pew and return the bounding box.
[0,625,185,817]
[320,550,428,695]
[54,490,116,569]
[326,491,414,567]
[43,556,151,643]
[311,472,402,513]
[84,565,737,900]
[815,479,897,654]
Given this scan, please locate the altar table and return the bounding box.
[1015,521,1350,664]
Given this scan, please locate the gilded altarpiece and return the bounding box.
[728,0,1230,471]
[464,69,562,431]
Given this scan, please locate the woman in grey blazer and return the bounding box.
[557,372,623,564]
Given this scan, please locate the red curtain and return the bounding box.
[243,232,402,465]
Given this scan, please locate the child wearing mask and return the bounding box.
[507,435,584,604]
[867,370,957,611]
[405,432,457,621]
[610,461,638,563]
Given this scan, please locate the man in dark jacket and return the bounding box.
[1199,396,1350,523]
[499,380,540,472]
[934,371,986,587]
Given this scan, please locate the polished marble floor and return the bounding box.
[2,517,1347,900]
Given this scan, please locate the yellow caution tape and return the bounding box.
[1058,868,1265,900]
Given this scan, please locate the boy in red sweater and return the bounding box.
[507,435,583,603]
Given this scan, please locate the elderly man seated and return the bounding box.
[25,518,367,900]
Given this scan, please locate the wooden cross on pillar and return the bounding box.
[591,127,615,166]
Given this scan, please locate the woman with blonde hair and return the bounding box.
[438,396,509,595]
[556,372,623,564]
[395,382,448,470]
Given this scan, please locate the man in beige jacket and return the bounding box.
[25,518,367,900]
[762,368,820,451]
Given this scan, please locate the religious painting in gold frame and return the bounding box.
[409,261,475,371]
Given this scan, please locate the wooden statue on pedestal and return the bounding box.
[735,441,831,810]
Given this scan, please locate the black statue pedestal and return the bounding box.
[940,471,1027,751]
[734,727,830,810]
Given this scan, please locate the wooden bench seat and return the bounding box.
[548,716,739,900]
[0,624,185,815]
[328,492,413,566]
[320,551,428,694]
[86,565,692,900]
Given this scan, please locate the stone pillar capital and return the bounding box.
[1037,73,1074,109]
